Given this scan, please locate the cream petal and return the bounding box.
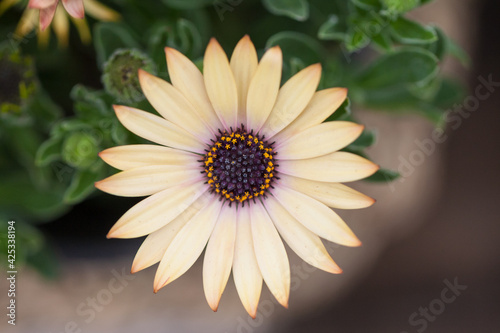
[276,121,364,160]
[246,46,282,132]
[153,198,222,292]
[95,165,203,197]
[278,151,379,183]
[38,3,57,30]
[61,0,84,18]
[263,195,342,274]
[131,195,208,273]
[278,174,375,209]
[203,204,237,311]
[273,88,348,143]
[38,24,50,46]
[250,201,290,308]
[138,69,213,141]
[52,6,69,46]
[271,186,361,247]
[15,8,37,38]
[230,35,258,127]
[233,207,263,319]
[106,182,207,239]
[98,144,197,170]
[83,0,120,21]
[113,105,205,154]
[69,15,91,44]
[261,64,322,138]
[165,47,223,132]
[204,38,239,130]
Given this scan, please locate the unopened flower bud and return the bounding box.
[62,131,99,168]
[102,48,155,103]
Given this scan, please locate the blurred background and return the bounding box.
[1,0,499,332]
[277,0,500,332]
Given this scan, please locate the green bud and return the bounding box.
[101,48,156,103]
[0,46,37,116]
[62,131,99,169]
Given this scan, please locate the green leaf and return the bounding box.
[28,91,63,131]
[266,32,324,80]
[348,130,376,150]
[289,57,306,76]
[345,28,370,52]
[168,19,203,58]
[63,167,103,204]
[366,167,400,182]
[148,19,203,77]
[446,36,470,67]
[350,82,422,112]
[110,120,128,145]
[26,241,59,279]
[162,0,214,9]
[351,0,382,10]
[262,0,309,21]
[407,74,441,101]
[425,26,446,60]
[93,22,141,68]
[390,17,437,45]
[71,85,114,119]
[50,119,91,137]
[318,15,346,41]
[355,48,439,89]
[371,30,393,51]
[325,98,351,122]
[431,78,465,109]
[415,104,446,126]
[36,137,62,167]
[266,32,324,62]
[381,0,420,14]
[0,173,67,222]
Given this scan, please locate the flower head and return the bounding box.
[96,36,379,317]
[28,0,85,31]
[1,0,120,46]
[101,48,156,103]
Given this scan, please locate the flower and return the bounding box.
[95,36,379,317]
[0,0,120,46]
[28,0,85,31]
[101,48,156,103]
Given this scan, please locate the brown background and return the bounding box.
[275,0,500,332]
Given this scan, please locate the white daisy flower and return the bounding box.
[96,35,379,318]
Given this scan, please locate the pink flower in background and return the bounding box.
[0,0,120,46]
[28,0,84,30]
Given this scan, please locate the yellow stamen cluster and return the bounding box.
[203,128,276,204]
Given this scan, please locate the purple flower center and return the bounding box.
[203,126,277,204]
